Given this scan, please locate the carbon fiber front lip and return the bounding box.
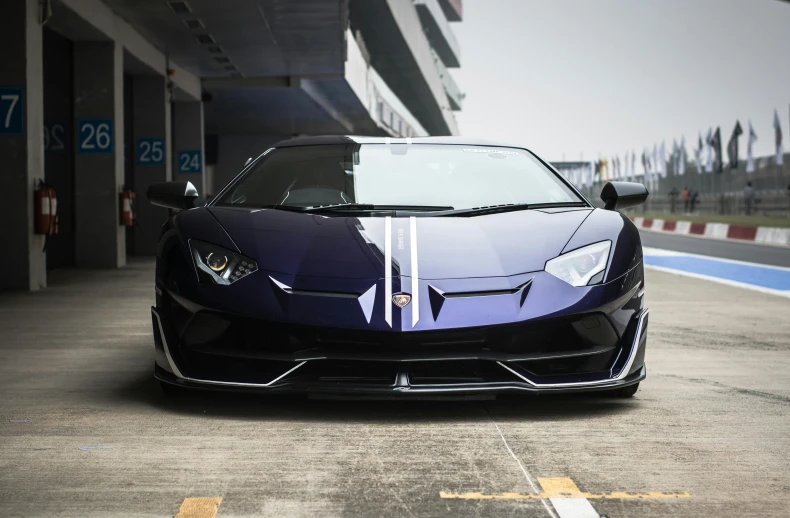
[151,306,648,393]
[155,364,646,395]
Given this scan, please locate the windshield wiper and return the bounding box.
[431,202,588,217]
[273,203,455,213]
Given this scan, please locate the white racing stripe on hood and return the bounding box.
[410,216,419,328]
[384,216,392,327]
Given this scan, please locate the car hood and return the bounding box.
[207,206,592,280]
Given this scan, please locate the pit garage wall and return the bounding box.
[0,0,202,290]
[0,0,46,290]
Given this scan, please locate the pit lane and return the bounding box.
[1,259,789,517]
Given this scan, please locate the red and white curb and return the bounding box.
[631,217,790,246]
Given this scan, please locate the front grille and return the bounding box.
[176,310,620,363]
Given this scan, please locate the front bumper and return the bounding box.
[152,305,648,395]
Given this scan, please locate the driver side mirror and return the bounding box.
[147,181,199,210]
[600,181,649,211]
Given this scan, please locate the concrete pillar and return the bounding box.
[173,101,205,196]
[0,0,46,290]
[131,76,171,256]
[73,41,126,268]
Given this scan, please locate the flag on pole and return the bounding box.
[672,139,679,174]
[659,141,667,178]
[774,109,784,166]
[631,150,636,182]
[679,137,686,176]
[711,127,722,173]
[727,121,743,170]
[704,128,714,172]
[746,122,758,174]
[697,133,704,174]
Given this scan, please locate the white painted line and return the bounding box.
[643,247,790,272]
[550,498,600,518]
[644,264,790,299]
[490,420,558,518]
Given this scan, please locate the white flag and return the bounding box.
[774,109,784,166]
[631,150,636,182]
[678,136,686,176]
[704,128,713,173]
[746,122,758,174]
[659,141,667,178]
[696,133,704,174]
[586,164,593,189]
[672,140,679,174]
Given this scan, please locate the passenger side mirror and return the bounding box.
[600,181,649,211]
[147,181,199,210]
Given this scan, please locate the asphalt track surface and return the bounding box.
[2,259,790,517]
[639,229,790,268]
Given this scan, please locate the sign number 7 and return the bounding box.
[0,88,24,135]
[1,94,19,128]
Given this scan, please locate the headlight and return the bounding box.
[544,241,611,287]
[189,240,258,285]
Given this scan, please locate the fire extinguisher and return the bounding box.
[119,188,136,227]
[34,180,57,236]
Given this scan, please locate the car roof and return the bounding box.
[272,135,525,149]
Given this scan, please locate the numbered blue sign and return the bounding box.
[0,87,24,135]
[137,138,165,165]
[178,150,202,173]
[44,122,68,153]
[77,119,114,154]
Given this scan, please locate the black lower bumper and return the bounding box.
[152,306,649,396]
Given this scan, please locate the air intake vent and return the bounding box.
[183,18,204,30]
[196,33,216,45]
[224,64,238,71]
[214,56,231,64]
[167,1,192,14]
[206,45,223,54]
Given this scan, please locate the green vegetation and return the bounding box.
[626,212,790,228]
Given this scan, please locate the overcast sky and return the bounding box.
[451,0,790,162]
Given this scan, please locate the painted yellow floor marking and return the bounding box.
[440,477,690,501]
[175,497,222,518]
[538,478,583,496]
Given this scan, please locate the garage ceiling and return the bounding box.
[100,0,349,78]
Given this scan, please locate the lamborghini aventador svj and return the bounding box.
[148,136,650,397]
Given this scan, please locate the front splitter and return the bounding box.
[155,364,646,397]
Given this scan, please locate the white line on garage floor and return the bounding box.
[538,479,599,518]
[488,412,559,518]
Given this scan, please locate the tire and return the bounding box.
[606,383,639,398]
[159,380,190,397]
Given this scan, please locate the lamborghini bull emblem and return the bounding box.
[392,293,412,308]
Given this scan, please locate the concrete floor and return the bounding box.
[1,260,789,517]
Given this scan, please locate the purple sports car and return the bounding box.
[148,136,649,398]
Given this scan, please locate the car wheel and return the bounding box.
[159,380,190,397]
[606,383,639,398]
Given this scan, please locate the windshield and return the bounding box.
[214,144,583,211]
